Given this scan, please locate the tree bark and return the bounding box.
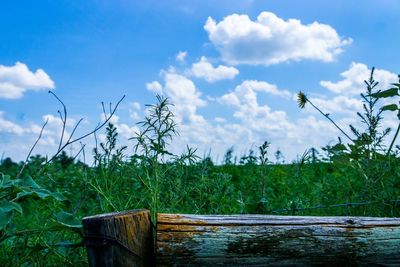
[83,209,154,267]
[157,214,400,266]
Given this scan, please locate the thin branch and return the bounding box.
[72,143,86,162]
[49,91,67,152]
[57,110,66,151]
[65,118,84,144]
[17,119,48,179]
[47,95,125,163]
[101,102,107,121]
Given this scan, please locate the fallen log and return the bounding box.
[157,214,400,266]
[82,210,400,266]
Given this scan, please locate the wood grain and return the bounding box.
[83,209,154,267]
[157,213,400,266]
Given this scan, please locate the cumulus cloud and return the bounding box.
[0,111,25,135]
[130,102,141,110]
[306,96,363,116]
[163,71,207,124]
[204,12,352,65]
[220,80,292,107]
[214,117,226,123]
[107,115,139,139]
[0,111,71,160]
[0,62,55,99]
[314,63,400,145]
[129,101,141,121]
[320,62,398,95]
[219,80,293,135]
[0,109,139,163]
[0,111,58,137]
[176,51,188,63]
[146,81,163,95]
[146,70,207,124]
[190,56,239,82]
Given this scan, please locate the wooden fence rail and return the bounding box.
[83,210,400,266]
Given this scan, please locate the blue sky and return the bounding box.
[1,0,399,163]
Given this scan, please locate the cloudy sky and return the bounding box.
[1,0,399,163]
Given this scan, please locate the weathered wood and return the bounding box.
[82,209,154,267]
[157,214,400,266]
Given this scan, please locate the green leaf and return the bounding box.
[370,88,399,98]
[0,201,22,214]
[15,191,33,200]
[381,104,398,112]
[15,190,51,200]
[15,188,65,201]
[55,211,82,228]
[31,188,56,199]
[0,174,14,189]
[17,176,40,189]
[0,210,13,230]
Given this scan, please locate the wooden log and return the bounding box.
[157,214,400,266]
[82,209,154,267]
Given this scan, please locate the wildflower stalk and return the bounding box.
[297,91,354,143]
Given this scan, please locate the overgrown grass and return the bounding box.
[0,69,399,265]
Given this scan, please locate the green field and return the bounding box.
[1,71,399,266]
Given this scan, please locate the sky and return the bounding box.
[0,0,399,164]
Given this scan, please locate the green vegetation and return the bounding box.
[1,70,399,266]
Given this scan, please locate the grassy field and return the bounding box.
[0,70,399,266]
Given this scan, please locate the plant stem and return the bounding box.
[307,99,354,143]
[17,119,48,179]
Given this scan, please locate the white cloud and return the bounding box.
[42,114,76,128]
[0,111,25,135]
[176,51,188,63]
[190,56,239,82]
[130,112,140,121]
[129,101,141,121]
[0,62,55,99]
[219,80,294,136]
[204,12,352,65]
[220,80,291,107]
[320,62,398,95]
[0,111,56,137]
[214,117,226,123]
[0,109,138,163]
[292,63,400,151]
[107,114,139,139]
[130,101,141,110]
[146,81,163,95]
[0,111,68,161]
[307,96,363,116]
[163,71,207,124]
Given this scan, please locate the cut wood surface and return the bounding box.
[157,213,400,266]
[82,209,154,267]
